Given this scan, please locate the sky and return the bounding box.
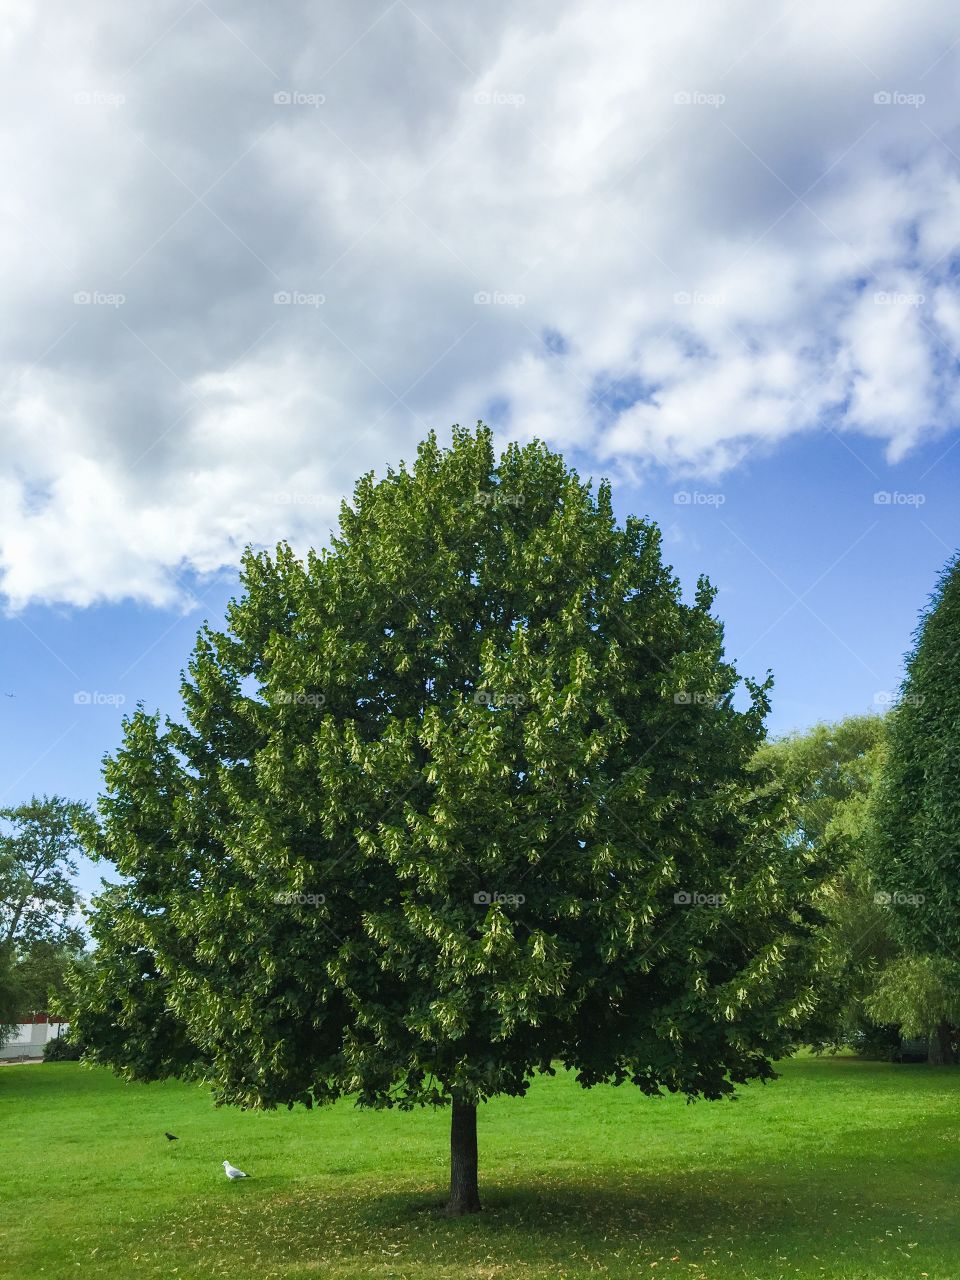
[2,1,960,896]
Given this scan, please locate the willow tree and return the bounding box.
[73,425,818,1213]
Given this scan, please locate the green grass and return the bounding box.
[2,1055,959,1279]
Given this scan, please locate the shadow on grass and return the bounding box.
[373,1176,812,1228]
[276,1161,903,1244]
[91,1158,955,1280]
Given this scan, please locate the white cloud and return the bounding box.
[3,0,960,606]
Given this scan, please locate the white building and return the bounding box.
[0,1016,68,1060]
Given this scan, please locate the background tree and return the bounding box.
[870,552,960,1061]
[754,717,885,856]
[753,716,894,1051]
[871,553,960,952]
[865,955,960,1064]
[0,796,87,1040]
[0,944,17,1045]
[73,426,821,1213]
[11,939,83,1020]
[0,795,86,950]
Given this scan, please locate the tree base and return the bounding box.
[444,1195,482,1216]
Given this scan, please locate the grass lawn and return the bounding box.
[2,1055,959,1279]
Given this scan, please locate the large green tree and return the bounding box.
[870,553,960,1060]
[871,553,960,951]
[74,426,820,1212]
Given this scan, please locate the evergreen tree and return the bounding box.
[871,554,960,948]
[871,553,960,1061]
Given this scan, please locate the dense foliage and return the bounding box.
[74,426,822,1205]
[871,555,960,958]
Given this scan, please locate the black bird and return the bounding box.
[165,1132,179,1141]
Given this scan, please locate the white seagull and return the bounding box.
[223,1160,250,1180]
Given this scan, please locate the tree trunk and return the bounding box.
[928,1021,955,1065]
[445,1100,481,1215]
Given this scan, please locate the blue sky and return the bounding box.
[3,3,960,896]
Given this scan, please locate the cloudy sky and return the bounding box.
[2,0,960,879]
